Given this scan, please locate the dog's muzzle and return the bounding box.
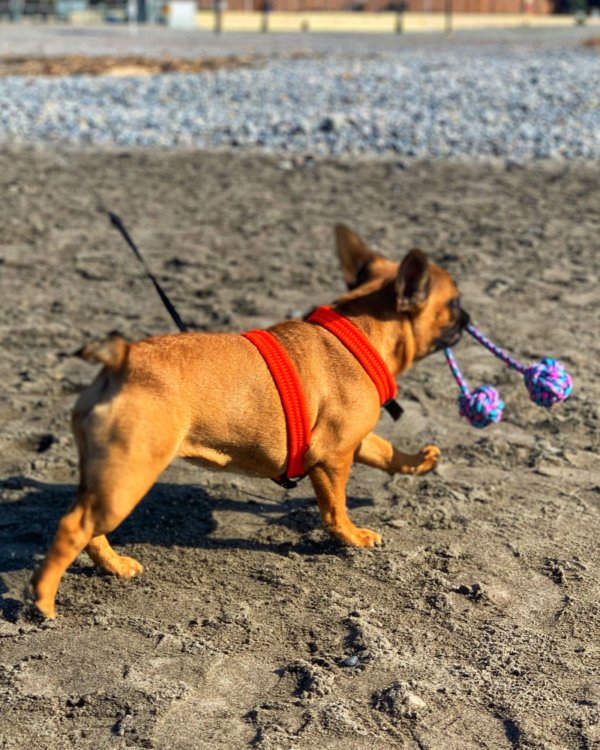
[434,307,470,351]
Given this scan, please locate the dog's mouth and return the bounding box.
[444,328,462,347]
[433,307,470,351]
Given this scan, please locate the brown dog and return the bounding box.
[32,225,467,619]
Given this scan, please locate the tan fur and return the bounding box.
[32,225,465,619]
[76,335,129,371]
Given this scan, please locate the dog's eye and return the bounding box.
[448,298,460,313]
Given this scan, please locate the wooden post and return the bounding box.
[395,0,405,33]
[445,0,452,35]
[213,0,223,33]
[261,0,272,31]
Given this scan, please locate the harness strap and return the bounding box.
[306,305,398,408]
[242,306,402,488]
[241,329,311,481]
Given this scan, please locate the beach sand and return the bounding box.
[1,148,599,749]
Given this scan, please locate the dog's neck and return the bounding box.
[334,289,416,378]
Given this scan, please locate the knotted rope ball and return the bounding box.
[446,323,572,428]
[458,385,505,429]
[445,347,505,429]
[523,358,573,407]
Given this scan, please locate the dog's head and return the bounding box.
[335,224,469,362]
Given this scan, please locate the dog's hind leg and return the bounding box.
[355,432,440,476]
[32,442,174,619]
[86,535,144,579]
[31,496,95,620]
[310,456,382,548]
[70,403,146,580]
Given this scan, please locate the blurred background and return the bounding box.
[0,14,598,157]
[0,0,599,27]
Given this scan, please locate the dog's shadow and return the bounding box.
[0,475,375,578]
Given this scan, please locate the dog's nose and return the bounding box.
[460,308,470,328]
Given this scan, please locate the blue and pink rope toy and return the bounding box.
[445,323,572,428]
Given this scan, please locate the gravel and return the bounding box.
[1,46,599,160]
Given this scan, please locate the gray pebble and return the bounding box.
[403,693,426,711]
[0,48,598,160]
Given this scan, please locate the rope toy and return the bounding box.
[446,323,572,428]
[445,347,504,428]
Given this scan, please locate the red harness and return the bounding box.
[242,305,400,486]
[306,306,397,406]
[241,328,312,481]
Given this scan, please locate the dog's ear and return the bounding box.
[396,249,430,312]
[335,224,378,290]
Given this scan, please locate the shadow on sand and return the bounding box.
[0,475,376,617]
[0,476,372,622]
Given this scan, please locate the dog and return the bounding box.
[31,224,468,619]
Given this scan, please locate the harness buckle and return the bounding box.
[272,473,302,489]
[383,399,404,422]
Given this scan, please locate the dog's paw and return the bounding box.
[26,572,56,620]
[412,444,440,474]
[31,598,56,620]
[352,527,383,548]
[330,524,382,548]
[391,444,440,475]
[113,556,144,579]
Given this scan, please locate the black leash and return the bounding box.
[107,211,189,334]
[106,210,298,490]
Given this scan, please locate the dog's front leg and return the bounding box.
[355,432,439,476]
[309,456,382,548]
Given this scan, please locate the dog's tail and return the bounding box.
[76,335,129,372]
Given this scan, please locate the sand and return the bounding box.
[0,148,599,749]
[0,54,257,77]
